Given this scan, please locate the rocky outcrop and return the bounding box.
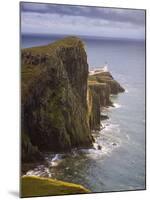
[21,37,93,162]
[89,71,125,94]
[88,71,125,130]
[21,176,90,197]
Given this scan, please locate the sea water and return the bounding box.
[22,34,146,192]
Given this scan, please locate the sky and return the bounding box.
[21,2,145,40]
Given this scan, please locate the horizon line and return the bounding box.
[21,32,145,42]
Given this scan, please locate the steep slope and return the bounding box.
[88,71,125,130]
[21,37,93,162]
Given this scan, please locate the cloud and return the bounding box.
[21,3,145,25]
[20,2,145,39]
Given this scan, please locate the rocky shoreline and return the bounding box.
[21,36,125,196]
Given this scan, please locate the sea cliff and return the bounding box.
[88,71,125,130]
[21,36,124,163]
[21,37,93,162]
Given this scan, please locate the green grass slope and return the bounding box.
[21,176,90,197]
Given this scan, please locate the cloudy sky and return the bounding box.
[21,2,145,40]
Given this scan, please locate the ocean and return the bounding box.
[22,34,146,192]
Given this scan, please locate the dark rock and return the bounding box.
[100,114,109,120]
[21,132,44,163]
[97,145,102,150]
[91,135,95,143]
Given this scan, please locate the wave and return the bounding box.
[50,154,64,167]
[125,134,130,141]
[81,122,122,160]
[25,165,51,177]
[107,103,122,110]
[100,123,121,143]
[113,103,122,108]
[25,154,65,177]
[102,123,120,131]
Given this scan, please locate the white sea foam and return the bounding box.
[126,134,130,141]
[51,154,60,162]
[93,142,98,150]
[84,122,122,160]
[50,154,63,167]
[102,123,120,133]
[113,103,121,108]
[25,165,51,177]
[100,123,121,144]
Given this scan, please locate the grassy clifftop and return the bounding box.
[88,71,125,94]
[22,36,84,55]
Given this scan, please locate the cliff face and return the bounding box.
[22,133,44,162]
[88,71,125,130]
[21,37,93,162]
[88,83,101,130]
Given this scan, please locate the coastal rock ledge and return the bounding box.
[21,36,124,162]
[88,71,125,130]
